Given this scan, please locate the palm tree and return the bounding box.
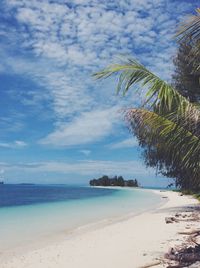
[177,8,200,70]
[94,56,200,190]
[177,8,200,42]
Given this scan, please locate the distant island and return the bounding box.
[18,183,35,185]
[89,175,139,187]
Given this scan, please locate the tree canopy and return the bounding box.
[89,175,139,187]
[172,39,200,102]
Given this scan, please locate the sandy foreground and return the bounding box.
[1,190,199,268]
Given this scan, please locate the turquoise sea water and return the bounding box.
[0,185,163,252]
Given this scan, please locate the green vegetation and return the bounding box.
[172,38,200,102]
[176,8,200,71]
[172,188,200,202]
[89,175,139,187]
[194,193,200,201]
[94,9,200,192]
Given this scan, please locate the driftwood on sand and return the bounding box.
[164,211,200,267]
[178,230,200,235]
[165,217,179,224]
[165,245,200,267]
[142,209,200,268]
[165,212,200,224]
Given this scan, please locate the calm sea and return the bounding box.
[0,184,163,252]
[0,184,118,207]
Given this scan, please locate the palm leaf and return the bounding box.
[176,8,200,42]
[176,8,200,70]
[94,57,200,124]
[125,108,200,176]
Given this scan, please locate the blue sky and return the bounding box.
[0,0,199,186]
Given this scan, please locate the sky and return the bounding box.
[0,0,199,186]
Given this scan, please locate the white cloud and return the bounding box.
[79,150,91,156]
[0,159,156,177]
[0,140,27,149]
[2,0,194,147]
[15,141,27,147]
[41,71,93,119]
[109,137,138,149]
[39,107,121,146]
[5,0,184,74]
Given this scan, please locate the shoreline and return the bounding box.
[1,189,199,268]
[0,188,165,261]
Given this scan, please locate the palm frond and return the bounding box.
[176,8,200,70]
[125,108,200,177]
[94,57,200,122]
[176,8,200,42]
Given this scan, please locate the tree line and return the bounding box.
[89,175,139,187]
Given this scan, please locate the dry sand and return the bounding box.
[1,190,199,268]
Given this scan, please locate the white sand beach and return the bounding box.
[1,190,199,268]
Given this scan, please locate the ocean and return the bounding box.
[0,184,163,252]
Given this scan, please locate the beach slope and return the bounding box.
[1,190,199,268]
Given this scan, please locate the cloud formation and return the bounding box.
[0,159,156,177]
[79,150,91,156]
[0,0,197,185]
[2,0,193,148]
[0,140,27,149]
[39,107,120,146]
[5,0,182,74]
[109,137,138,149]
